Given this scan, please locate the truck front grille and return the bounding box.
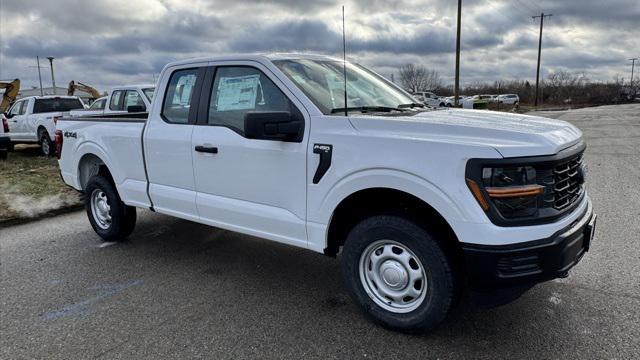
[540,152,585,211]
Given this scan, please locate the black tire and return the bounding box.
[341,215,455,333]
[6,142,14,152]
[84,175,137,242]
[39,130,54,157]
[0,150,7,160]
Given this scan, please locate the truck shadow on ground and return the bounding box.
[88,211,587,356]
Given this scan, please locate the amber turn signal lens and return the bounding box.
[485,185,545,199]
[466,179,490,211]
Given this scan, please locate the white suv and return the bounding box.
[497,94,520,105]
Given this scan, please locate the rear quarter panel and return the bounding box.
[57,119,150,208]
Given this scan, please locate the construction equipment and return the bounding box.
[0,79,20,113]
[67,80,101,101]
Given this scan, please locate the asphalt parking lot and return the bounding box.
[1,104,639,359]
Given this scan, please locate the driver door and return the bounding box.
[191,63,309,248]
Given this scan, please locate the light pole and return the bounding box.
[46,57,56,95]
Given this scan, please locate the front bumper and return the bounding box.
[461,200,595,291]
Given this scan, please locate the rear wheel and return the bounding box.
[39,130,53,157]
[85,175,137,241]
[341,215,456,333]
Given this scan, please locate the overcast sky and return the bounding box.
[1,0,638,91]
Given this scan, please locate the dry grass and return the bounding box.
[0,145,82,222]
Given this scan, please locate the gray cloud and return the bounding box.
[1,0,637,91]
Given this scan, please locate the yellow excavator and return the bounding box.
[0,79,20,113]
[67,80,101,101]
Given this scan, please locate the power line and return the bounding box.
[533,13,552,107]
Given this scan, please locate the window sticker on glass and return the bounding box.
[215,74,260,111]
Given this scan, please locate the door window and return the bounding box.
[109,90,123,110]
[207,67,292,134]
[124,90,145,111]
[162,68,199,124]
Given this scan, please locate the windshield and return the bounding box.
[33,98,84,113]
[143,88,155,101]
[273,59,416,114]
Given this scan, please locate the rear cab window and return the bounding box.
[33,98,84,113]
[162,68,199,123]
[109,90,124,111]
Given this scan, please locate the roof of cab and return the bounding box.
[19,95,81,101]
[163,53,343,68]
[109,84,155,91]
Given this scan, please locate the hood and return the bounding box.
[348,109,583,158]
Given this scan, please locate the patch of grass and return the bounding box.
[0,145,82,221]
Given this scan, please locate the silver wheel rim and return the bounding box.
[41,138,50,155]
[359,240,427,313]
[90,189,112,230]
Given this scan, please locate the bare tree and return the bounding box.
[399,64,443,93]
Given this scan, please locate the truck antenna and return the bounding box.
[342,5,348,117]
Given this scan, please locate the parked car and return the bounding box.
[0,114,10,159]
[69,85,154,117]
[4,95,85,156]
[497,94,520,105]
[57,54,595,333]
[413,91,445,107]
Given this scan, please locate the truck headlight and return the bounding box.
[467,166,545,219]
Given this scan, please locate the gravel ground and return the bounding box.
[1,104,639,359]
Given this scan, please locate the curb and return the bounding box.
[0,204,84,229]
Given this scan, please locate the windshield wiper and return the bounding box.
[398,103,426,108]
[330,106,407,114]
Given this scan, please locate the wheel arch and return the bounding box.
[324,187,461,257]
[76,151,116,191]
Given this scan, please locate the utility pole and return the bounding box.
[533,13,552,107]
[46,56,56,95]
[454,0,462,107]
[630,58,639,89]
[36,57,44,96]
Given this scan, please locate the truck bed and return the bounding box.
[57,112,151,208]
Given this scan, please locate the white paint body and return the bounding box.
[5,95,85,143]
[57,54,589,254]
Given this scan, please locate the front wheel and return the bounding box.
[85,175,137,241]
[341,215,456,333]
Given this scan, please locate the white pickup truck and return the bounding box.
[69,84,154,117]
[5,95,85,155]
[57,54,596,333]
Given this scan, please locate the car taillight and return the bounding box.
[54,130,63,159]
[2,117,8,133]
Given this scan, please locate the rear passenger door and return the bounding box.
[191,63,309,248]
[144,65,206,221]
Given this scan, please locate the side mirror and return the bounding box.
[244,111,303,142]
[127,105,146,113]
[4,113,14,119]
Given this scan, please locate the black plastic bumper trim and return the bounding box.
[461,200,594,291]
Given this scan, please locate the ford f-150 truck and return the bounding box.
[5,95,85,155]
[69,84,154,117]
[57,54,596,333]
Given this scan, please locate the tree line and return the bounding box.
[397,64,639,106]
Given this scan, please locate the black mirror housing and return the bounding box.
[127,105,146,113]
[244,111,303,142]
